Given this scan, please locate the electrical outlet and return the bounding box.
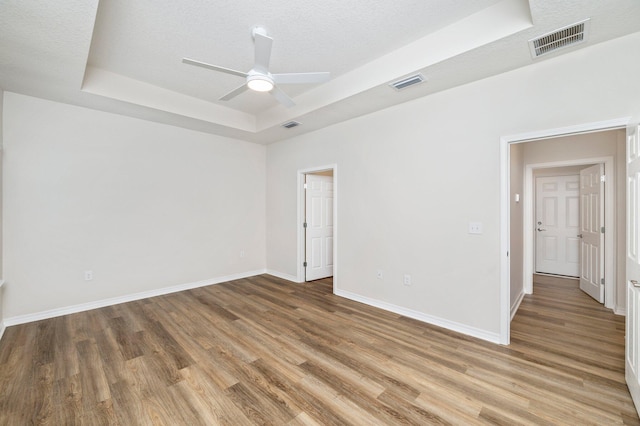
[468,222,483,234]
[376,270,383,280]
[84,270,93,281]
[403,274,412,286]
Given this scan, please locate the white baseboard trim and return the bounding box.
[3,269,267,327]
[615,306,627,316]
[334,289,501,344]
[266,269,300,283]
[510,290,525,321]
[0,279,5,341]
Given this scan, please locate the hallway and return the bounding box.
[509,274,636,423]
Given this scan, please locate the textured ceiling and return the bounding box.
[88,0,502,113]
[2,0,640,144]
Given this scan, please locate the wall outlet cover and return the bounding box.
[468,222,483,234]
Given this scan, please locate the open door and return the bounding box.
[626,123,640,415]
[579,163,605,302]
[304,174,334,281]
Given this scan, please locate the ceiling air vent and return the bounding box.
[529,19,590,59]
[389,73,425,91]
[282,121,301,129]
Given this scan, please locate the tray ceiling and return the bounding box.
[2,0,640,144]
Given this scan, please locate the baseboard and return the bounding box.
[265,269,300,283]
[510,290,525,320]
[334,289,501,344]
[615,306,627,316]
[534,272,579,280]
[0,279,5,341]
[3,269,267,327]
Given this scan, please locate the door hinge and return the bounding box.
[303,222,307,228]
[303,262,307,267]
[601,278,605,285]
[600,175,606,183]
[303,183,308,189]
[601,226,605,233]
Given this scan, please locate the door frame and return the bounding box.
[297,164,338,289]
[525,158,613,306]
[500,117,630,345]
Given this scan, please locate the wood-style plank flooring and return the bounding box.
[0,273,638,424]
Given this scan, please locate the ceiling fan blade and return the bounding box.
[253,32,273,72]
[270,86,295,108]
[272,72,331,85]
[182,58,248,78]
[219,84,249,101]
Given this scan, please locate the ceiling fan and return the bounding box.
[182,26,330,108]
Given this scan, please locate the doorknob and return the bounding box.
[577,234,583,238]
[632,280,640,288]
[537,227,547,232]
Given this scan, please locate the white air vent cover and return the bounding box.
[282,121,301,129]
[389,73,425,91]
[529,19,590,58]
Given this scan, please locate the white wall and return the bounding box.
[532,165,584,177]
[0,90,4,335]
[266,32,640,341]
[617,130,627,312]
[3,93,266,320]
[510,142,524,315]
[523,132,621,164]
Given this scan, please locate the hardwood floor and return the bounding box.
[0,273,638,425]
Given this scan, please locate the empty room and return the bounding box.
[2,0,640,424]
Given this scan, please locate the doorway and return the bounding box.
[532,163,607,303]
[534,172,581,277]
[500,118,628,345]
[524,156,615,305]
[304,171,334,281]
[297,165,338,288]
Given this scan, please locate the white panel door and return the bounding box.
[579,164,605,302]
[305,174,334,281]
[535,175,580,277]
[626,123,640,415]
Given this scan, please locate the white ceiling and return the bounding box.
[2,0,640,144]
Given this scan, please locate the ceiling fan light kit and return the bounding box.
[247,74,274,92]
[182,25,330,107]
